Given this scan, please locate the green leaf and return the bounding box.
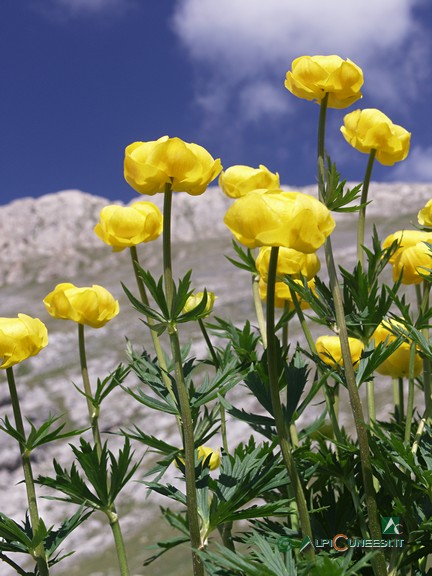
[225,240,258,274]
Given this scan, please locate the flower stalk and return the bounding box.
[318,96,386,576]
[266,247,314,555]
[6,367,49,576]
[357,149,376,267]
[77,324,130,576]
[163,183,204,576]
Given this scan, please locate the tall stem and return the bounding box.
[252,274,267,348]
[78,323,103,458]
[357,149,376,267]
[317,98,386,576]
[405,344,417,444]
[266,247,314,555]
[6,367,49,576]
[163,185,204,576]
[77,324,130,576]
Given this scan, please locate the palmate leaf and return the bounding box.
[121,425,179,456]
[44,507,93,562]
[121,281,167,324]
[135,267,170,319]
[94,363,130,406]
[0,513,33,552]
[142,534,190,566]
[322,158,364,212]
[190,358,241,409]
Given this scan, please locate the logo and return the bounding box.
[381,517,403,535]
[299,536,313,553]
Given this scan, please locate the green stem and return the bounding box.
[357,149,376,267]
[398,377,405,421]
[163,185,204,576]
[77,324,130,576]
[392,378,401,423]
[6,367,49,576]
[405,344,417,443]
[282,301,289,353]
[107,510,130,576]
[289,287,315,354]
[367,380,376,423]
[266,247,314,556]
[317,98,386,576]
[252,274,267,348]
[78,323,103,458]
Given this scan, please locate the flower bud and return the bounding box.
[256,246,320,282]
[418,200,432,228]
[0,314,48,369]
[44,283,119,328]
[372,320,422,378]
[259,277,315,310]
[182,291,216,318]
[316,335,364,368]
[94,202,163,251]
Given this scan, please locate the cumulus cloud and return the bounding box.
[172,0,429,124]
[393,146,432,181]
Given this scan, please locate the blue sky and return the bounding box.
[1,0,432,206]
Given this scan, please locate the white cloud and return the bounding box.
[393,146,432,181]
[172,0,429,123]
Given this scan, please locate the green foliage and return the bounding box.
[226,240,258,274]
[321,159,364,213]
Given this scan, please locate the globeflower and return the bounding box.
[182,291,216,318]
[341,109,411,165]
[316,335,364,368]
[44,283,119,328]
[284,55,363,109]
[418,199,432,228]
[372,320,422,378]
[224,189,335,252]
[219,164,279,198]
[382,230,432,265]
[94,202,163,251]
[124,136,222,196]
[255,246,320,282]
[391,242,432,284]
[176,445,221,471]
[0,314,48,369]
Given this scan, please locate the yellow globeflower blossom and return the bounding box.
[124,136,222,196]
[182,291,216,318]
[316,335,364,369]
[383,230,432,265]
[256,246,320,283]
[341,109,410,166]
[94,202,163,251]
[44,283,119,329]
[392,242,432,284]
[176,446,221,471]
[224,189,335,252]
[0,314,48,369]
[284,55,363,109]
[372,320,422,378]
[259,277,315,310]
[418,199,432,228]
[219,164,279,198]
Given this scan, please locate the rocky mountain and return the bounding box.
[0,183,431,575]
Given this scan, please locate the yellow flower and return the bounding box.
[94,202,163,251]
[0,314,48,369]
[197,446,221,470]
[259,277,315,310]
[256,246,320,282]
[382,230,432,265]
[418,200,432,228]
[219,164,279,198]
[124,136,222,196]
[182,291,216,317]
[44,283,119,328]
[391,242,432,284]
[176,446,221,471]
[341,109,411,165]
[284,55,363,109]
[224,189,335,252]
[316,335,364,368]
[372,320,422,378]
